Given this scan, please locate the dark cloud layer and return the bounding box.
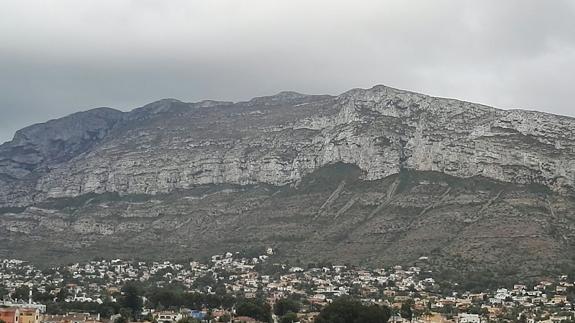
[1,0,574,143]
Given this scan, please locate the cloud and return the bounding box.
[1,0,574,143]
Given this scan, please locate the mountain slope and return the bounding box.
[1,85,574,277]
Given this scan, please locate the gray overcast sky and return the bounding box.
[1,0,574,144]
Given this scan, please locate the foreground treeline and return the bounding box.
[40,281,393,323]
[47,283,237,318]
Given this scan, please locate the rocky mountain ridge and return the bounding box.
[1,85,573,207]
[1,85,574,276]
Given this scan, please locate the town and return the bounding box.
[1,249,574,323]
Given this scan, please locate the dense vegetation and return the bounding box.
[235,298,272,322]
[315,297,391,323]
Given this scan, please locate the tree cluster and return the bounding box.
[315,297,391,323]
[236,298,272,323]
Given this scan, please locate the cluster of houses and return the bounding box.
[1,252,574,323]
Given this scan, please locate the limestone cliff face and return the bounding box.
[1,85,574,207]
[0,108,124,206]
[339,86,575,193]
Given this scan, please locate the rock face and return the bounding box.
[2,85,574,205]
[1,85,574,276]
[0,108,124,206]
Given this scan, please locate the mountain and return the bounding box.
[1,85,574,279]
